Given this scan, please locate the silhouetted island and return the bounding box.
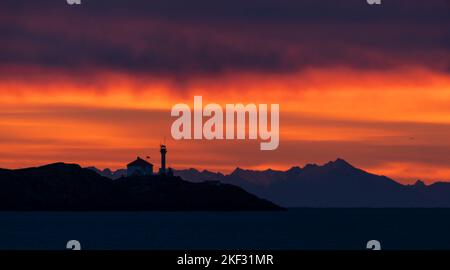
[0,163,282,211]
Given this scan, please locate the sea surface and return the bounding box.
[0,208,449,250]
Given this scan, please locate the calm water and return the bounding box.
[0,209,450,250]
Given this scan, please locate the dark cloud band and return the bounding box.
[0,0,449,76]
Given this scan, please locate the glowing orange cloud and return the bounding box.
[0,67,450,183]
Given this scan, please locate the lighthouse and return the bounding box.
[159,144,167,175]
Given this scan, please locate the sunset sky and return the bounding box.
[1,0,449,183]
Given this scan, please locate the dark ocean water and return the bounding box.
[0,208,450,250]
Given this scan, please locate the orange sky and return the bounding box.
[1,67,450,184]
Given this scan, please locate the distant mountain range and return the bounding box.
[0,163,281,211]
[89,159,450,208]
[172,159,450,207]
[86,167,127,180]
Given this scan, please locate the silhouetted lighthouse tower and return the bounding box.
[160,144,167,175]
